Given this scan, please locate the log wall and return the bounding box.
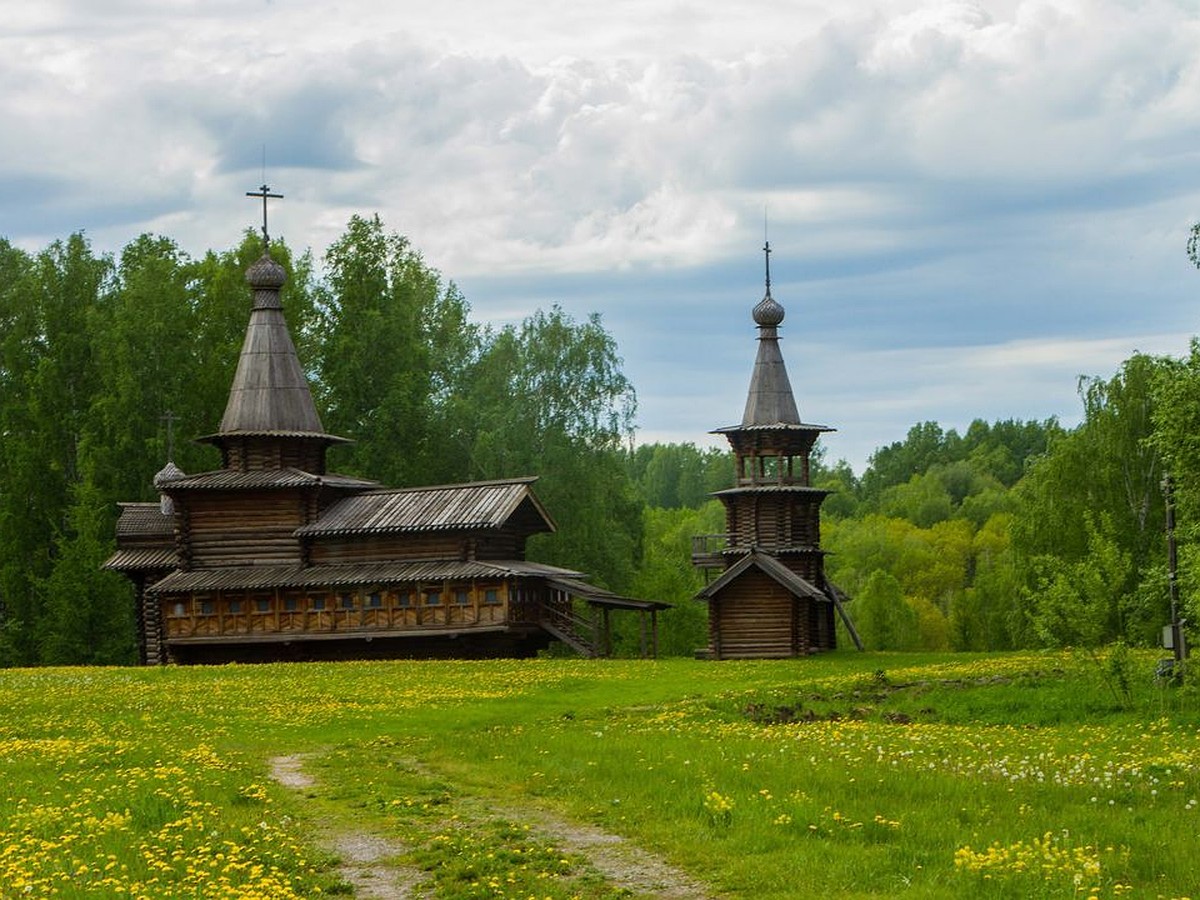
[184,491,307,567]
[709,570,801,659]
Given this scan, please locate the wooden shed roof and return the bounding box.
[103,547,179,571]
[296,477,555,537]
[147,558,584,594]
[695,551,830,602]
[115,503,174,537]
[546,577,672,611]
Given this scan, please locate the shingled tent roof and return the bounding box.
[199,254,347,446]
[714,243,833,436]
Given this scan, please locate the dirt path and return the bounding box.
[268,753,716,899]
[269,755,426,899]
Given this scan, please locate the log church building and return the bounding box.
[105,190,665,664]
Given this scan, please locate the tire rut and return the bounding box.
[269,752,716,899]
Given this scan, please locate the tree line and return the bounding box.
[2,216,1197,663]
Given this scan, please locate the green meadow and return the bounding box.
[1,650,1197,899]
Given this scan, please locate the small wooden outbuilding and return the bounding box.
[106,241,664,664]
[692,245,858,658]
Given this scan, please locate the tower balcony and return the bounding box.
[691,533,730,570]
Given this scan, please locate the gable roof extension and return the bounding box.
[695,551,830,603]
[296,477,556,537]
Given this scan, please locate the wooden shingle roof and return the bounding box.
[160,468,377,492]
[148,558,582,593]
[204,253,345,444]
[115,503,174,537]
[296,477,555,537]
[695,551,830,602]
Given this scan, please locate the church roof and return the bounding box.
[114,503,174,537]
[204,252,345,445]
[103,547,178,571]
[695,551,830,602]
[159,468,377,492]
[296,477,555,537]
[147,558,582,594]
[718,242,830,433]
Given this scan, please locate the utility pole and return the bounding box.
[1162,474,1188,663]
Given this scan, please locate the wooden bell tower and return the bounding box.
[693,243,857,658]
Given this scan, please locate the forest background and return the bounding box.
[3,214,1200,666]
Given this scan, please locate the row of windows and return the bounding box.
[171,586,503,617]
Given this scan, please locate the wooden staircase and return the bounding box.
[538,602,601,658]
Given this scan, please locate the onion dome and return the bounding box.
[246,254,287,290]
[153,460,185,490]
[753,292,785,327]
[154,460,185,516]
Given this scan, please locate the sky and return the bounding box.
[5,0,1200,473]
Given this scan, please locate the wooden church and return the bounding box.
[105,195,665,664]
[692,244,859,658]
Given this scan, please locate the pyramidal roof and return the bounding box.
[211,252,343,441]
[713,242,833,436]
[740,242,800,427]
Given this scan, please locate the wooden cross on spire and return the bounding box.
[161,410,178,463]
[246,183,283,251]
[763,240,772,297]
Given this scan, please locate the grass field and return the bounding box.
[0,649,1197,899]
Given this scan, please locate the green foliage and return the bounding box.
[851,571,919,650]
[315,213,477,486]
[462,305,642,591]
[1012,354,1170,647]
[624,442,730,508]
[622,502,724,656]
[37,478,135,665]
[1026,513,1133,648]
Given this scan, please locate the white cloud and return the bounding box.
[4,0,1200,472]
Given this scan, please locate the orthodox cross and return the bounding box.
[246,183,284,251]
[763,240,772,296]
[161,410,178,463]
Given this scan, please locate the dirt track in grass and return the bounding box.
[269,753,716,899]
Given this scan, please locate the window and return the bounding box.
[340,593,355,610]
[454,589,470,606]
[171,602,186,617]
[483,589,500,605]
[425,590,441,606]
[284,597,299,613]
[228,599,242,614]
[254,598,271,613]
[368,592,382,608]
[311,596,326,612]
[397,592,412,609]
[199,599,215,616]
